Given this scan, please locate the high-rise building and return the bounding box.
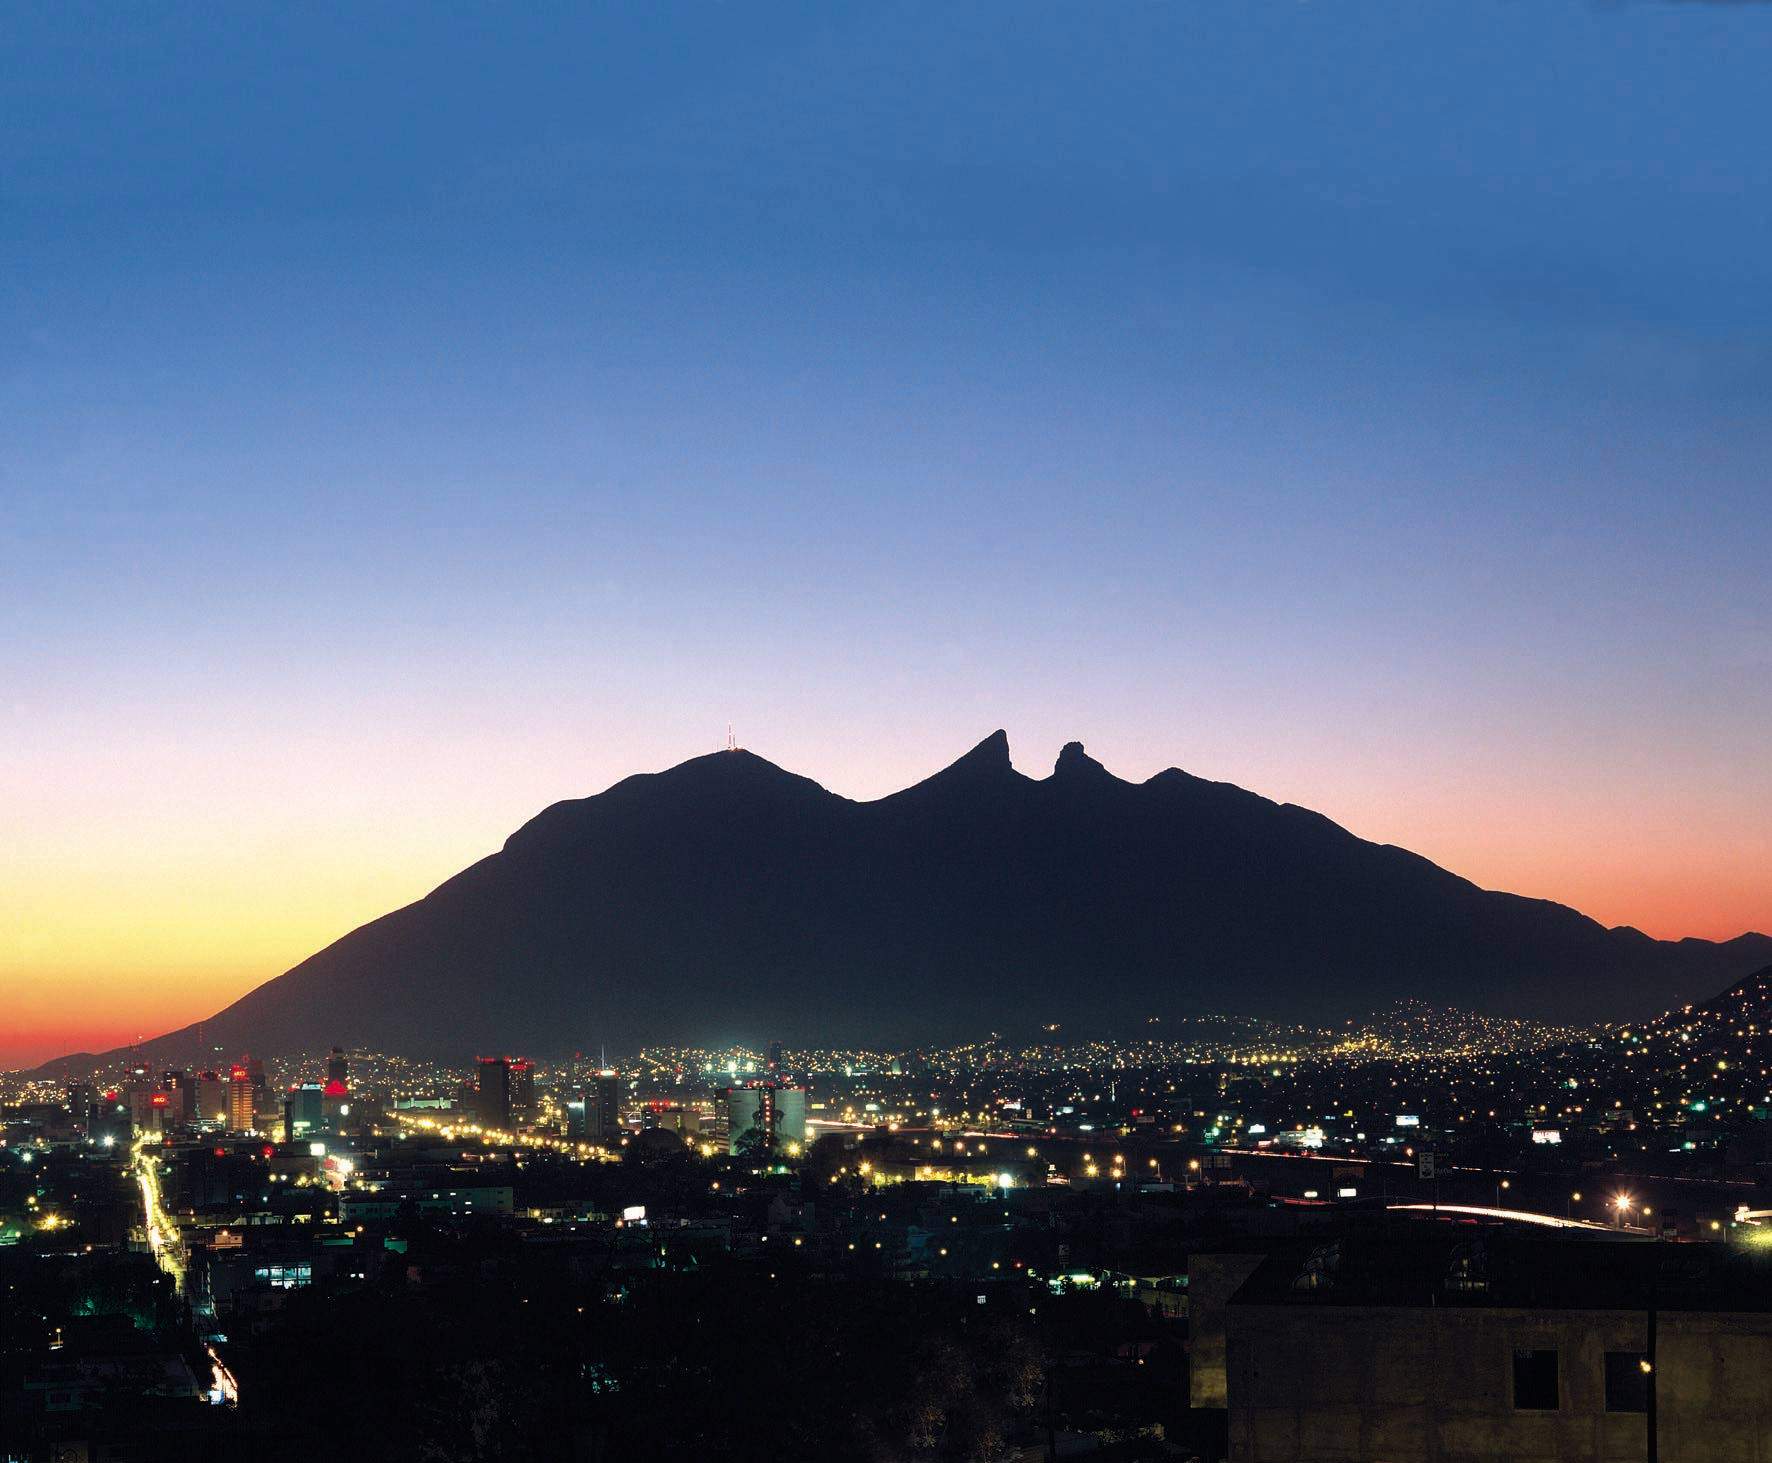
[126,1085,164,1133]
[163,1069,196,1122]
[227,1065,257,1132]
[474,1057,512,1131]
[592,1069,621,1139]
[66,1082,96,1134]
[510,1059,536,1119]
[283,1083,325,1142]
[567,1070,623,1142]
[326,1047,349,1092]
[196,1072,228,1125]
[767,1040,784,1077]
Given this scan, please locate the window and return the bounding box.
[1512,1348,1559,1410]
[1605,1351,1649,1413]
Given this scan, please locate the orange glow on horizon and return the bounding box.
[3,735,1766,1070]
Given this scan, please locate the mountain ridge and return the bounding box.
[38,732,1772,1071]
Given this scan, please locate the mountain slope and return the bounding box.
[67,734,1772,1064]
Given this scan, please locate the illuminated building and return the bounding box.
[283,1083,325,1142]
[227,1066,257,1132]
[126,1084,172,1134]
[510,1059,536,1118]
[642,1101,702,1136]
[327,1046,349,1090]
[196,1072,228,1124]
[723,1082,807,1156]
[567,1070,622,1142]
[774,1085,807,1148]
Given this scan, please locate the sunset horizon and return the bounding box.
[8,727,1766,1069]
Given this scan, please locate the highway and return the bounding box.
[1386,1202,1650,1236]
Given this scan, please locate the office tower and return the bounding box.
[591,1070,621,1139]
[163,1069,196,1122]
[227,1065,257,1132]
[283,1083,325,1142]
[509,1059,536,1119]
[567,1070,623,1142]
[196,1072,228,1125]
[475,1057,512,1130]
[326,1047,349,1092]
[126,1085,163,1133]
[767,1040,784,1076]
[67,1082,96,1134]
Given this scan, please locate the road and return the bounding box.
[132,1133,188,1290]
[131,1134,239,1405]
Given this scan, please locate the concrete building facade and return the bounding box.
[1223,1233,1772,1463]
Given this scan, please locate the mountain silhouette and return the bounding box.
[55,734,1772,1066]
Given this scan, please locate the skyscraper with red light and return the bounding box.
[227,1065,257,1133]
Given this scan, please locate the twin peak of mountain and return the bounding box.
[699,729,1172,798]
[942,729,1106,782]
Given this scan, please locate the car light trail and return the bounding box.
[1387,1203,1637,1233]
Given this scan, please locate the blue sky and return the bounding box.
[2,0,1770,1061]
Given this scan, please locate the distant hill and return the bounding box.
[46,733,1772,1068]
[1588,963,1772,1119]
[1633,963,1772,1052]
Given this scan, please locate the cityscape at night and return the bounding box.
[6,1,1771,1459]
[9,972,1772,1458]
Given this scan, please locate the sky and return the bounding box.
[3,1,1770,1068]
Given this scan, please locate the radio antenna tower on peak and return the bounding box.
[726,723,736,752]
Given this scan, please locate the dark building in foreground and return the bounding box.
[1224,1232,1772,1462]
[473,1056,512,1130]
